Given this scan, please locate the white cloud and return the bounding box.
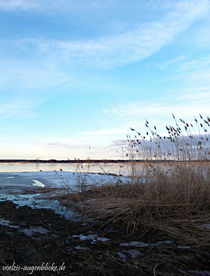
[0,60,73,90]
[0,0,115,12]
[0,0,38,10]
[157,56,187,70]
[9,0,209,68]
[0,0,208,98]
[0,137,119,159]
[105,98,210,118]
[156,54,210,106]
[82,128,124,136]
[181,90,210,101]
[0,99,39,117]
[160,55,210,73]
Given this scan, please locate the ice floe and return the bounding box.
[32,180,45,187]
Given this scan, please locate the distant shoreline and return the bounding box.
[0,159,209,164]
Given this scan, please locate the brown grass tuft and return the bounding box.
[65,115,210,244]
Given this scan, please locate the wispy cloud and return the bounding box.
[104,98,210,118]
[9,0,209,68]
[159,55,210,72]
[82,128,124,136]
[0,136,118,159]
[0,0,208,101]
[109,139,128,148]
[180,89,210,100]
[0,0,119,12]
[0,59,73,90]
[0,0,38,10]
[0,99,39,117]
[157,56,187,70]
[155,53,210,105]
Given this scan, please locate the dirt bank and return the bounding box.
[0,200,210,275]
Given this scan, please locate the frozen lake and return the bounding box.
[0,162,136,218]
[0,161,208,219]
[0,162,132,176]
[0,168,129,219]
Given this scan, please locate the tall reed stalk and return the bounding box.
[127,114,209,161]
[67,115,210,241]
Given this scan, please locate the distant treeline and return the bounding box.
[0,159,209,164]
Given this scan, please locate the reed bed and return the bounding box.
[127,114,209,161]
[65,115,210,243]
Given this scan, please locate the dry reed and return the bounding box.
[68,115,210,243]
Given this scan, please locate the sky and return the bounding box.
[0,0,210,159]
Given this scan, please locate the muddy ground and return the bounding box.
[0,200,210,276]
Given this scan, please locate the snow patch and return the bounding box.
[0,218,18,229]
[32,180,45,187]
[74,246,89,250]
[72,234,110,243]
[177,245,190,250]
[117,252,127,260]
[126,249,142,258]
[117,250,143,259]
[120,240,173,248]
[20,226,49,237]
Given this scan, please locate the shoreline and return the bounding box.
[0,159,209,164]
[0,164,209,275]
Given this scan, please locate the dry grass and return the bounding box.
[75,163,210,231]
[65,164,210,248]
[63,115,210,243]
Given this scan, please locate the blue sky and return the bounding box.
[0,0,210,159]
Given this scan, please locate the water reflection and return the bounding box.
[0,162,208,178]
[0,162,132,176]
